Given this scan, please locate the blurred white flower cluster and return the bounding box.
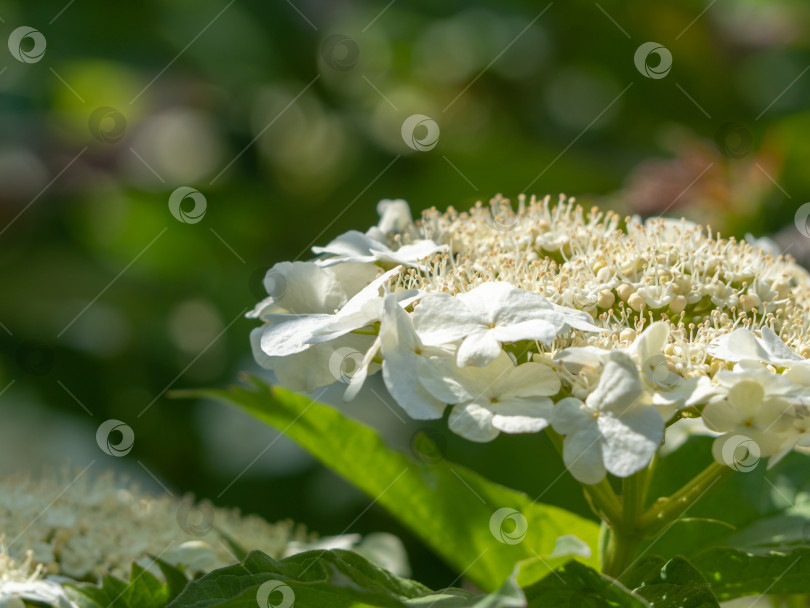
[0,469,307,582]
[251,196,810,484]
[0,469,409,607]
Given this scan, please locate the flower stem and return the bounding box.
[601,527,643,579]
[600,470,647,578]
[638,461,733,532]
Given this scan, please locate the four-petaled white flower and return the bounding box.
[551,352,664,485]
[418,351,561,442]
[255,267,406,358]
[412,282,601,368]
[702,370,797,464]
[250,266,405,393]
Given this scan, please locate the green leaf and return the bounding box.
[523,561,649,607]
[691,547,810,600]
[621,556,718,608]
[180,377,601,591]
[167,549,526,608]
[68,560,187,608]
[156,558,192,602]
[645,437,810,557]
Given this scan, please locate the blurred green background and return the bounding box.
[2,0,810,588]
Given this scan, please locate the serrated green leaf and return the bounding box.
[155,557,191,602]
[167,549,525,608]
[180,377,601,591]
[68,560,186,608]
[523,561,649,607]
[691,547,810,600]
[621,556,718,608]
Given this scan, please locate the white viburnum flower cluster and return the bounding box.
[0,469,407,585]
[251,195,810,484]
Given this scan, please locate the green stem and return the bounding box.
[584,478,623,526]
[602,527,643,579]
[602,470,648,578]
[621,471,645,530]
[638,462,734,532]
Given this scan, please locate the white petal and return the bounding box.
[271,335,377,393]
[549,302,604,333]
[490,319,560,345]
[628,321,670,365]
[309,267,405,343]
[380,240,447,266]
[708,328,769,363]
[448,402,499,442]
[259,314,333,357]
[760,326,804,362]
[249,261,375,317]
[701,400,743,432]
[598,406,663,478]
[378,297,446,419]
[344,337,381,402]
[457,331,503,367]
[498,362,560,398]
[418,355,476,404]
[411,294,483,346]
[490,397,553,433]
[587,351,643,415]
[551,397,591,435]
[313,230,390,266]
[562,426,606,485]
[553,346,609,375]
[728,380,765,417]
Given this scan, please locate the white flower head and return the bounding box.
[551,351,664,485]
[250,194,810,476]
